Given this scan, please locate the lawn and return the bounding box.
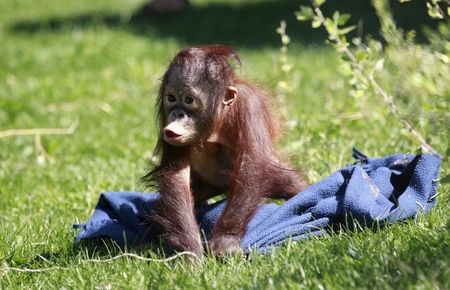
[0,0,449,289]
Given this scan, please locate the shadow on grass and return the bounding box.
[8,0,437,48]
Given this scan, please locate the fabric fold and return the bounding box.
[74,149,441,253]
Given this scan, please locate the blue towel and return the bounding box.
[74,149,441,253]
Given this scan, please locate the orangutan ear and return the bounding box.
[223,86,237,106]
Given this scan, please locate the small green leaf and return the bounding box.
[338,25,356,35]
[325,19,338,35]
[426,2,444,19]
[355,50,367,61]
[352,37,362,46]
[338,14,351,26]
[315,0,326,7]
[296,6,314,21]
[333,11,340,23]
[281,35,290,45]
[312,18,322,28]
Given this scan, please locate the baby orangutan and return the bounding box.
[142,45,308,256]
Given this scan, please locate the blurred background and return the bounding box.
[0,0,447,228]
[0,0,448,213]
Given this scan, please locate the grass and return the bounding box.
[0,0,448,288]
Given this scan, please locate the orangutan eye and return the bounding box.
[166,94,176,102]
[185,95,195,104]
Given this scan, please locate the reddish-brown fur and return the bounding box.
[142,45,308,256]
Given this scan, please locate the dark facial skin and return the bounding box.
[162,71,208,146]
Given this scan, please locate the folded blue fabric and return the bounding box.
[74,149,441,253]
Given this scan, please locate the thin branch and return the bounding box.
[84,251,199,263]
[310,0,441,157]
[0,122,78,139]
[1,251,199,274]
